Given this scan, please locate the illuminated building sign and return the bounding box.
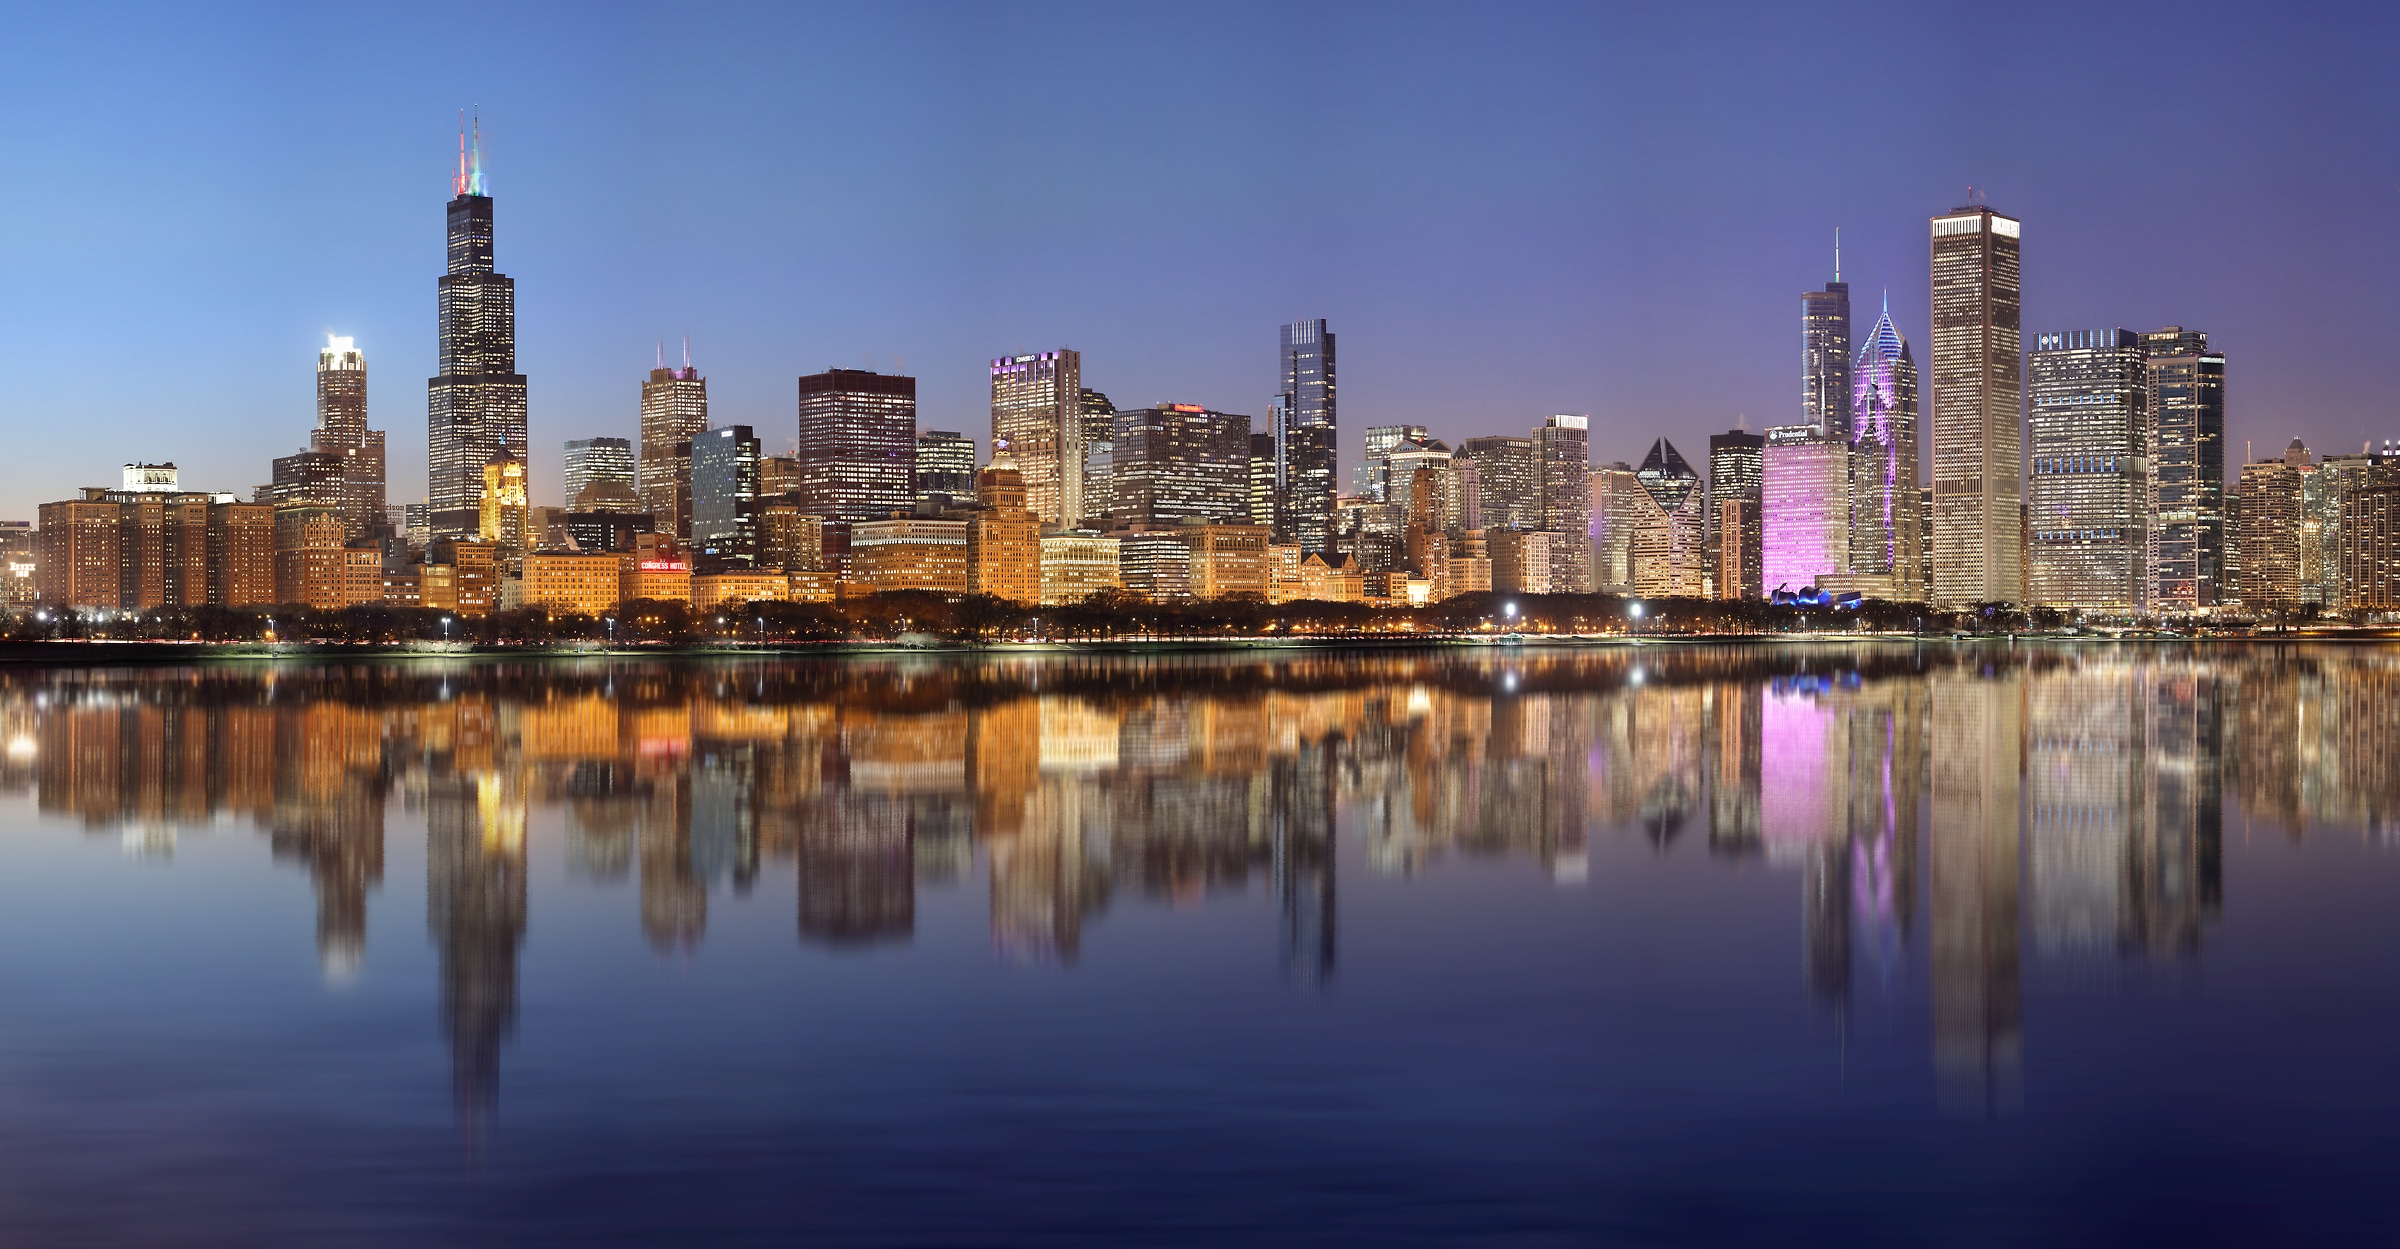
[637,560,689,572]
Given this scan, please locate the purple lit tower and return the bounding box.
[1849,297,1923,601]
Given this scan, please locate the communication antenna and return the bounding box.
[1833,227,1841,283]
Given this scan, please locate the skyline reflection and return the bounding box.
[11,644,2392,1123]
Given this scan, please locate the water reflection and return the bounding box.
[17,644,2395,1125]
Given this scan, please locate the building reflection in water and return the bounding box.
[2,644,2344,1124]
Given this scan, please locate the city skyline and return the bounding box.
[4,5,2393,518]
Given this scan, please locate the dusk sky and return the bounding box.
[3,2,2396,512]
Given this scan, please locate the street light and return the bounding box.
[1630,601,1644,638]
[441,616,452,645]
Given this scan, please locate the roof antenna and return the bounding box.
[656,339,664,369]
[681,335,690,370]
[1737,412,1748,432]
[1833,227,1841,283]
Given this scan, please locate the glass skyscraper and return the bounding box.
[691,425,761,568]
[1802,269,1852,438]
[1272,318,1337,551]
[562,437,635,510]
[990,350,1084,527]
[1109,404,1251,526]
[1849,301,1923,601]
[796,368,917,523]
[915,431,978,511]
[1458,436,1537,532]
[2144,327,2226,613]
[1708,429,1764,600]
[2025,329,2146,612]
[640,349,708,536]
[1929,204,2023,606]
[427,117,528,540]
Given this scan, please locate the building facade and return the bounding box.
[1803,271,1853,438]
[1271,318,1337,551]
[1459,436,1537,532]
[1110,404,1251,527]
[1929,204,2024,606]
[691,425,762,569]
[1708,429,1764,600]
[796,368,917,523]
[2024,328,2146,612]
[1039,532,1121,605]
[314,335,386,538]
[639,351,708,536]
[1537,415,1592,593]
[426,122,529,540]
[915,431,978,512]
[1761,427,1852,596]
[2145,327,2226,613]
[2238,456,2305,617]
[990,350,1084,526]
[563,437,635,510]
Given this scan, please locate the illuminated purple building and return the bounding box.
[1761,425,1851,598]
[1848,299,1923,601]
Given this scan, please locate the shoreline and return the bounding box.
[0,631,2387,665]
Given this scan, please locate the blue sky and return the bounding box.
[2,2,2395,511]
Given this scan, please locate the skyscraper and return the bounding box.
[1635,439,1700,512]
[1356,424,1427,503]
[1248,433,1278,530]
[1109,404,1250,527]
[2025,329,2146,612]
[2145,327,2226,613]
[1272,318,1337,550]
[1458,436,1538,531]
[691,425,761,568]
[1802,251,1852,438]
[2239,452,2305,618]
[639,348,708,537]
[1929,203,2023,607]
[1850,301,1924,601]
[990,350,1083,526]
[563,437,634,510]
[915,430,978,511]
[795,368,917,523]
[478,449,527,562]
[1708,429,1764,600]
[427,116,528,541]
[1536,415,1592,593]
[314,336,385,539]
[1761,425,1851,596]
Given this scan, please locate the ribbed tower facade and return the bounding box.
[1929,204,2023,606]
[1272,318,1337,551]
[426,117,528,541]
[1850,301,1923,600]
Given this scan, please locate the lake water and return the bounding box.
[0,643,2393,1245]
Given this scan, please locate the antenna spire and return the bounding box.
[682,335,690,370]
[468,107,485,196]
[656,339,664,369]
[454,111,467,197]
[1834,227,1841,283]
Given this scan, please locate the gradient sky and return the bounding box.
[3,2,2396,513]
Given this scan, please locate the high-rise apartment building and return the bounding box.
[2145,327,2226,613]
[1459,436,1538,531]
[2025,329,2146,612]
[1803,264,1853,438]
[427,118,528,540]
[691,425,762,568]
[1537,415,1592,593]
[313,336,386,538]
[1762,425,1852,596]
[639,348,708,536]
[563,437,635,511]
[1109,404,1251,527]
[1272,318,1337,550]
[990,350,1084,526]
[37,486,274,609]
[1929,203,2023,606]
[915,431,977,512]
[1849,303,1924,601]
[2238,454,2305,617]
[796,368,916,523]
[1590,463,1665,595]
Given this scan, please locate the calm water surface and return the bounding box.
[1,644,2396,1246]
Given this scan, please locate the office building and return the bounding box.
[2024,329,2146,612]
[265,450,347,510]
[563,437,634,511]
[1110,404,1250,526]
[1271,318,1337,550]
[2145,327,2227,613]
[1850,301,1925,601]
[314,335,386,538]
[1459,436,1537,531]
[1248,433,1278,530]
[427,118,529,540]
[848,517,969,594]
[1355,424,1428,502]
[1183,522,1272,600]
[640,346,708,535]
[1709,429,1765,599]
[1537,415,1592,593]
[990,349,1084,526]
[1385,436,1453,531]
[1080,388,1115,449]
[1929,203,2023,606]
[1040,532,1122,605]
[1803,259,1853,438]
[1761,426,1851,596]
[796,368,916,523]
[916,431,978,511]
[520,552,623,616]
[1117,532,1192,602]
[968,449,1041,604]
[691,425,762,569]
[1489,528,1554,594]
[478,450,528,564]
[1589,464,1664,594]
[1636,439,1701,512]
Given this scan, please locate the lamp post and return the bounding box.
[1630,601,1644,639]
[442,616,452,646]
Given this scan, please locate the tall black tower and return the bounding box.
[428,112,528,540]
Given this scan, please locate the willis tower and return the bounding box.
[428,114,528,539]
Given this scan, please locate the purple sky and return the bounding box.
[2,3,2395,512]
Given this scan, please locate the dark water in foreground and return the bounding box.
[1,643,2396,1246]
